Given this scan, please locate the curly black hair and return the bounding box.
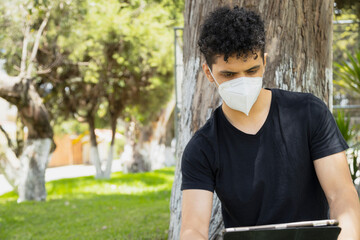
[198,6,265,69]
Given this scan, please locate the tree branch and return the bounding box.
[26,10,51,79]
[36,54,64,75]
[13,65,21,72]
[20,23,30,74]
[0,130,21,191]
[74,112,88,122]
[0,125,14,151]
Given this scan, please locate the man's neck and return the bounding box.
[221,88,272,126]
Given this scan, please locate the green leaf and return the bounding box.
[334,50,360,96]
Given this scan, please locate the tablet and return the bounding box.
[222,219,341,240]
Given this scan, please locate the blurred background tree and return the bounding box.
[0,0,55,202]
[0,0,184,201]
[36,0,183,177]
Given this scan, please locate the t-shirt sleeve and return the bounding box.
[308,94,349,161]
[181,134,215,192]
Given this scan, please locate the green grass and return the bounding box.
[0,167,175,240]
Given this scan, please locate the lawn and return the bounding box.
[0,167,175,240]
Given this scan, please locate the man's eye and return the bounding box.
[224,73,234,77]
[247,70,258,74]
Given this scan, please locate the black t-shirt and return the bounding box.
[181,88,349,228]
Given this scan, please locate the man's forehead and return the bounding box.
[214,52,260,63]
[212,52,262,70]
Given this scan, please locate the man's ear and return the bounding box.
[202,63,214,83]
[263,53,268,68]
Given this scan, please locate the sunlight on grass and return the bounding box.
[0,167,175,240]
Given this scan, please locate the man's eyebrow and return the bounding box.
[246,65,260,71]
[219,65,261,74]
[219,70,238,74]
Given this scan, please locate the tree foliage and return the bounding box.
[0,0,184,131]
[40,0,182,129]
[334,50,360,96]
[333,1,359,102]
[334,0,360,19]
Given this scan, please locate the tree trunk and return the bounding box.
[103,118,117,179]
[88,117,104,179]
[88,117,115,179]
[0,9,53,202]
[141,95,176,170]
[17,138,52,202]
[0,72,54,202]
[121,96,176,172]
[168,0,333,239]
[121,121,150,173]
[15,114,25,157]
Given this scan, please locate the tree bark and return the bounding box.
[17,138,52,202]
[168,0,333,239]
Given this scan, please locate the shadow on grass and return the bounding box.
[0,191,17,199]
[154,168,177,176]
[49,170,168,186]
[0,167,175,199]
[43,169,174,197]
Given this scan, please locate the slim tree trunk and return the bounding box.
[88,117,103,179]
[168,0,333,239]
[104,118,117,179]
[122,120,149,173]
[88,115,115,179]
[122,96,175,172]
[139,95,176,170]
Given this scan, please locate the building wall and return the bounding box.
[48,135,83,167]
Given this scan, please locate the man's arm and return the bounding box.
[314,151,360,240]
[180,189,213,240]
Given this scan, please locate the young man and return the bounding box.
[180,6,360,240]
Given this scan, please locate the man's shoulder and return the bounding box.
[272,88,326,108]
[272,88,321,112]
[273,88,312,103]
[195,106,220,138]
[183,107,220,154]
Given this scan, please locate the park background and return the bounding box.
[0,0,359,239]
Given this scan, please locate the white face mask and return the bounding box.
[208,65,263,116]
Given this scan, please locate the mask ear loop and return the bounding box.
[207,64,220,87]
